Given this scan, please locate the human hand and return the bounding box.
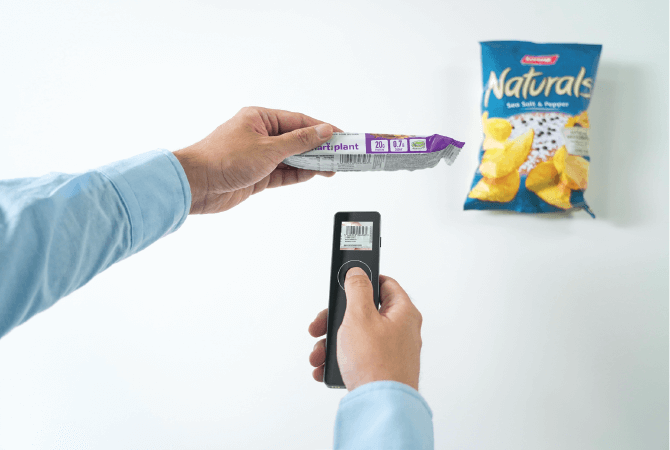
[308,268,423,391]
[173,107,341,214]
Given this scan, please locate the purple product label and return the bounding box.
[303,132,464,157]
[365,134,464,154]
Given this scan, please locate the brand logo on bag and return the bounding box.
[483,66,593,107]
[521,55,559,65]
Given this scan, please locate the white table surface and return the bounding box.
[0,1,667,449]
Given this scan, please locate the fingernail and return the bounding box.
[314,124,331,140]
[346,267,365,279]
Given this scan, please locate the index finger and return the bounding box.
[378,274,413,317]
[264,108,343,135]
[308,308,329,337]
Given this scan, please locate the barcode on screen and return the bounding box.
[344,226,370,236]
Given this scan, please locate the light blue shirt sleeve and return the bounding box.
[0,149,190,338]
[334,381,434,449]
[0,150,432,449]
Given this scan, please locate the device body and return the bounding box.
[324,211,381,389]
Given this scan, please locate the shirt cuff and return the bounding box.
[334,381,434,450]
[96,149,191,255]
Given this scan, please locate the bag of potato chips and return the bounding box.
[464,41,602,217]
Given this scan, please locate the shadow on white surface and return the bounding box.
[588,63,651,227]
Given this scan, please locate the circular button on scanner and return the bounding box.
[337,260,373,290]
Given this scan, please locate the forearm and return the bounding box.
[0,150,190,338]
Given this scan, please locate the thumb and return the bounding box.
[272,123,333,158]
[343,267,377,322]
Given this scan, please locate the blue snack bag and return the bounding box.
[464,41,602,217]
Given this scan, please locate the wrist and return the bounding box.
[173,147,206,214]
[347,370,419,392]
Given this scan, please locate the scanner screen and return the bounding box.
[340,221,373,251]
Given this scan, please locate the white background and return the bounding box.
[0,1,667,449]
